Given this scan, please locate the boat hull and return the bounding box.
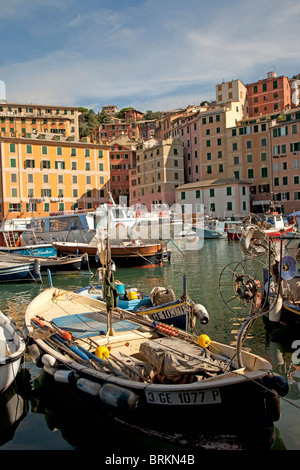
[53,242,171,267]
[0,313,26,393]
[0,262,42,283]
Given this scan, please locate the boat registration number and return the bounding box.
[145,388,221,405]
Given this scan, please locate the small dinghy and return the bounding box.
[0,312,26,392]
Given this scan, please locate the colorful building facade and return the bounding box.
[0,134,110,219]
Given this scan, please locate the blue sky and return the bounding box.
[0,0,299,112]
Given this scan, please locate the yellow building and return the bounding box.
[0,134,110,219]
[0,102,80,140]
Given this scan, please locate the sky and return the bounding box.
[0,0,300,113]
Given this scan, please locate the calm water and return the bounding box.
[0,238,300,451]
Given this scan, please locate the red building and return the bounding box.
[247,72,291,118]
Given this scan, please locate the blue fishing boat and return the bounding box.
[77,273,209,330]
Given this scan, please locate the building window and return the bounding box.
[283,176,288,186]
[227,202,233,211]
[55,161,65,170]
[207,166,212,174]
[261,152,267,161]
[261,167,268,178]
[274,177,279,186]
[181,192,185,200]
[196,190,200,198]
[248,169,254,179]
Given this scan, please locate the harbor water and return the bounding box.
[0,238,299,451]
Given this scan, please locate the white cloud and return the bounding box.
[1,0,300,111]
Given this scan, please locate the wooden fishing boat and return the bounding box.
[52,238,171,267]
[77,273,209,330]
[0,312,26,392]
[23,286,288,445]
[0,259,42,283]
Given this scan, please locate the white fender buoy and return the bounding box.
[193,304,209,324]
[42,354,57,368]
[77,378,101,396]
[99,383,138,409]
[42,354,57,376]
[54,370,73,384]
[269,296,283,322]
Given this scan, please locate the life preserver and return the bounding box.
[158,211,163,217]
[135,211,141,218]
[116,222,126,228]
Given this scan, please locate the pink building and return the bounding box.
[270,108,300,213]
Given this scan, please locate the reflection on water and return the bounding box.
[0,238,299,450]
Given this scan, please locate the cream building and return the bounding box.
[130,138,184,210]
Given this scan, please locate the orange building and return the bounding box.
[0,134,110,220]
[0,102,80,140]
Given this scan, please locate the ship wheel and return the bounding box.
[219,258,269,317]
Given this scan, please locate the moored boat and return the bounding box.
[0,259,42,283]
[52,238,171,267]
[0,312,26,393]
[263,241,300,329]
[23,285,288,447]
[0,252,89,275]
[227,211,296,240]
[77,273,209,330]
